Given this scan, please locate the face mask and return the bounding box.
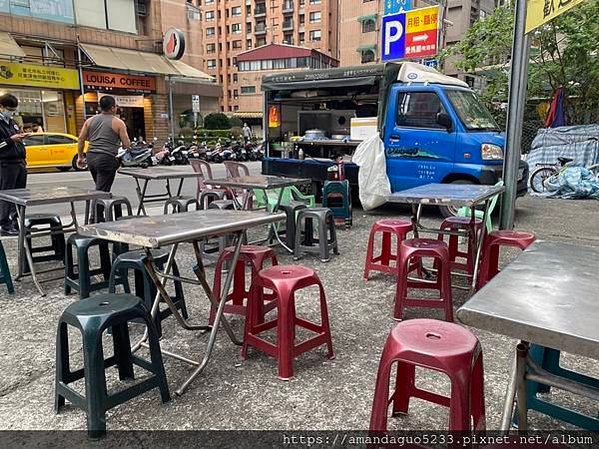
[1,110,15,120]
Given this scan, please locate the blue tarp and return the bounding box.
[543,166,599,199]
[526,125,599,192]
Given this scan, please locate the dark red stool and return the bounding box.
[477,230,536,289]
[370,319,485,433]
[395,238,453,322]
[242,265,335,380]
[364,219,413,280]
[211,245,278,325]
[438,216,483,275]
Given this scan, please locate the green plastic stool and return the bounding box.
[323,180,352,228]
[456,180,504,233]
[55,293,170,438]
[108,249,188,338]
[64,234,112,299]
[0,241,14,294]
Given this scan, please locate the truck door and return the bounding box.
[384,89,457,192]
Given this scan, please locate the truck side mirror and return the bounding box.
[436,112,453,131]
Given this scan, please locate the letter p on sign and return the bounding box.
[382,13,406,61]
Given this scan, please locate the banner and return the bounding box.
[268,105,280,128]
[384,0,412,14]
[526,0,586,33]
[0,61,79,90]
[83,71,156,93]
[98,92,145,108]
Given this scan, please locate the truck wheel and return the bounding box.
[439,179,475,218]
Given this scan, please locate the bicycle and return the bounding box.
[529,157,599,193]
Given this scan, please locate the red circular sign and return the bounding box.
[163,28,186,60]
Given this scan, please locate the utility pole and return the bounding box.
[499,0,530,229]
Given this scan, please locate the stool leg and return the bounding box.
[488,243,501,279]
[369,357,394,431]
[54,321,69,412]
[363,229,376,280]
[470,352,486,431]
[318,283,335,359]
[142,316,171,403]
[329,217,339,256]
[172,262,188,319]
[64,243,74,295]
[393,252,411,320]
[81,331,107,438]
[78,250,91,299]
[111,323,135,380]
[448,368,472,431]
[440,255,454,322]
[318,217,330,262]
[391,361,415,415]
[294,215,305,260]
[99,242,111,282]
[277,288,295,380]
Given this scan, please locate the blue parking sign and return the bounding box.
[381,13,406,62]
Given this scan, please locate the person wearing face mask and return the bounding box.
[0,94,29,236]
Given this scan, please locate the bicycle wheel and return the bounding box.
[529,167,557,193]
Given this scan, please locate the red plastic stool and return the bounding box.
[242,265,335,380]
[364,219,413,280]
[477,230,536,289]
[395,239,453,322]
[211,245,278,325]
[370,319,485,433]
[438,216,483,275]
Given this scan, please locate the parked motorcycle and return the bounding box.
[117,138,155,168]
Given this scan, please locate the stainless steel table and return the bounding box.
[457,240,599,430]
[386,183,505,289]
[0,186,110,296]
[79,209,285,395]
[118,167,203,215]
[206,175,310,252]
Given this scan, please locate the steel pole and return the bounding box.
[168,76,176,139]
[499,0,530,230]
[76,37,87,120]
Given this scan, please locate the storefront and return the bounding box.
[82,71,156,140]
[0,60,80,134]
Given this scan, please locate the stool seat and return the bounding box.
[164,196,199,214]
[62,294,141,319]
[375,218,413,230]
[90,196,132,223]
[488,230,535,243]
[64,234,111,299]
[442,216,483,226]
[370,319,485,433]
[258,264,315,285]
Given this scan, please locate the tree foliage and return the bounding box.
[442,0,599,124]
[203,112,231,129]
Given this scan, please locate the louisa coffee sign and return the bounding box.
[83,71,156,93]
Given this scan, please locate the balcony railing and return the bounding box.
[254,5,267,16]
[283,1,294,13]
[282,20,293,30]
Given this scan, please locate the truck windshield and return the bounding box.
[447,90,500,131]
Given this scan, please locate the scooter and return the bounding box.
[117,139,154,168]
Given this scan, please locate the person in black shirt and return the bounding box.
[0,94,29,236]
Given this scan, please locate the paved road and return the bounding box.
[24,161,262,217]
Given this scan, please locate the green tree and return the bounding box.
[203,112,231,129]
[442,0,599,124]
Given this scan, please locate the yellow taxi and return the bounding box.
[24,132,88,171]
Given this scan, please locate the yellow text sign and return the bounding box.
[0,61,80,90]
[406,5,440,34]
[526,0,586,33]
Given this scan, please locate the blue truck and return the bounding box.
[261,62,528,215]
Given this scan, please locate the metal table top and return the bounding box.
[386,183,505,207]
[78,209,286,248]
[118,167,202,180]
[206,175,309,190]
[457,240,599,358]
[0,186,110,207]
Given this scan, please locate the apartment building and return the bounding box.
[0,0,219,140]
[338,0,495,85]
[197,0,339,112]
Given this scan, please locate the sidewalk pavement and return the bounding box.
[0,195,597,432]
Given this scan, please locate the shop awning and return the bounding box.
[228,112,263,119]
[357,44,377,53]
[0,32,26,58]
[80,43,212,80]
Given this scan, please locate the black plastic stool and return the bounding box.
[64,234,112,299]
[108,249,188,337]
[54,293,170,438]
[21,213,65,274]
[208,199,236,210]
[164,196,200,214]
[90,196,133,223]
[274,201,307,250]
[199,189,228,209]
[0,241,14,294]
[294,208,339,263]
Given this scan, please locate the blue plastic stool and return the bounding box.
[323,180,352,229]
[0,241,14,294]
[521,344,599,430]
